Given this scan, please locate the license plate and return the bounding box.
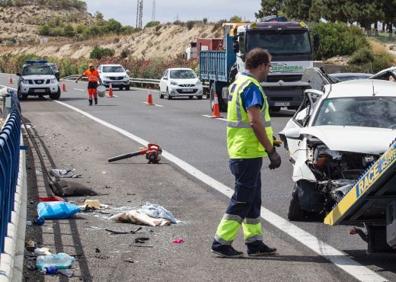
[181,89,194,93]
[274,102,290,107]
[34,89,45,93]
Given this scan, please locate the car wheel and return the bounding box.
[49,88,61,100]
[119,86,124,90]
[287,184,305,221]
[126,85,130,91]
[166,88,172,100]
[197,95,203,100]
[160,92,164,99]
[189,96,193,99]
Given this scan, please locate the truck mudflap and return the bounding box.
[324,139,396,226]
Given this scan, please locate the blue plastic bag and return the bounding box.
[37,202,81,220]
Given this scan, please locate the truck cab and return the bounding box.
[200,20,315,112]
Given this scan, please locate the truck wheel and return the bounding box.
[288,184,305,221]
[50,88,61,100]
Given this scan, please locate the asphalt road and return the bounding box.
[3,74,396,281]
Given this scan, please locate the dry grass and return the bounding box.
[369,39,388,54]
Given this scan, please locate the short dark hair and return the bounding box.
[245,48,271,70]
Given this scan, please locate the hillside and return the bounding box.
[0,3,91,45]
[0,23,222,60]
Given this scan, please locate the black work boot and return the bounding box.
[211,240,243,258]
[89,99,93,106]
[247,241,277,256]
[94,98,98,105]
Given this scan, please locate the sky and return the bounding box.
[85,0,261,26]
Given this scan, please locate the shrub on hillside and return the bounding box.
[310,22,369,60]
[347,47,394,73]
[90,46,115,60]
[186,21,195,30]
[145,21,160,28]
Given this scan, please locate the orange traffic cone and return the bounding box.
[146,93,154,106]
[211,93,221,118]
[62,83,67,92]
[8,77,13,84]
[108,84,113,98]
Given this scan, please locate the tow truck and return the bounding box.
[324,139,396,253]
[199,19,318,112]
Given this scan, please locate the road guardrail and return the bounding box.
[0,87,26,281]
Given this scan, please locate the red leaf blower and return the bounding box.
[108,144,162,164]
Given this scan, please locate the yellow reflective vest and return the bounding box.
[226,74,273,159]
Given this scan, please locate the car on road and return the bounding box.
[98,64,130,90]
[370,66,396,81]
[159,68,203,100]
[17,60,61,100]
[328,72,372,83]
[279,79,396,221]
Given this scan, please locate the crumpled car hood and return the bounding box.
[300,126,396,154]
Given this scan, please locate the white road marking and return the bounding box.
[55,100,387,282]
[143,102,163,107]
[74,88,85,92]
[202,114,227,122]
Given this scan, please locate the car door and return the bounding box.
[159,70,168,93]
[279,89,323,162]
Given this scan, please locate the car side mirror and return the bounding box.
[16,73,21,76]
[126,70,130,74]
[283,128,302,139]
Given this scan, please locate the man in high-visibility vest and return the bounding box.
[211,48,281,257]
[75,63,102,106]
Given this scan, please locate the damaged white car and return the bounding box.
[280,79,396,221]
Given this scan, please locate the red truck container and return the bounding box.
[197,38,223,52]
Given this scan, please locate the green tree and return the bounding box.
[282,0,312,20]
[256,0,284,18]
[63,24,75,37]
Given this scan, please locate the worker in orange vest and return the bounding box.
[75,63,103,106]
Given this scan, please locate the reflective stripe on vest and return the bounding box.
[226,74,273,159]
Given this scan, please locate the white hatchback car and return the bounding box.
[279,79,396,221]
[98,64,130,90]
[159,68,203,100]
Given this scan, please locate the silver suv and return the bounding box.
[17,60,61,100]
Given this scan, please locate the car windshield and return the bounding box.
[170,70,196,79]
[314,97,396,129]
[247,30,311,55]
[22,65,53,75]
[102,66,125,73]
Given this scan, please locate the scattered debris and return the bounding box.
[139,203,177,224]
[37,202,81,221]
[51,180,98,197]
[39,196,64,202]
[105,227,142,235]
[34,247,52,256]
[350,227,368,242]
[134,237,150,244]
[25,239,37,252]
[110,210,171,227]
[172,239,185,244]
[50,168,81,178]
[36,253,74,272]
[95,248,101,253]
[132,244,154,248]
[82,199,109,211]
[124,258,135,264]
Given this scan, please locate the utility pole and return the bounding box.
[152,0,156,22]
[136,0,143,29]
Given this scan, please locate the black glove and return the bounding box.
[268,148,281,170]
